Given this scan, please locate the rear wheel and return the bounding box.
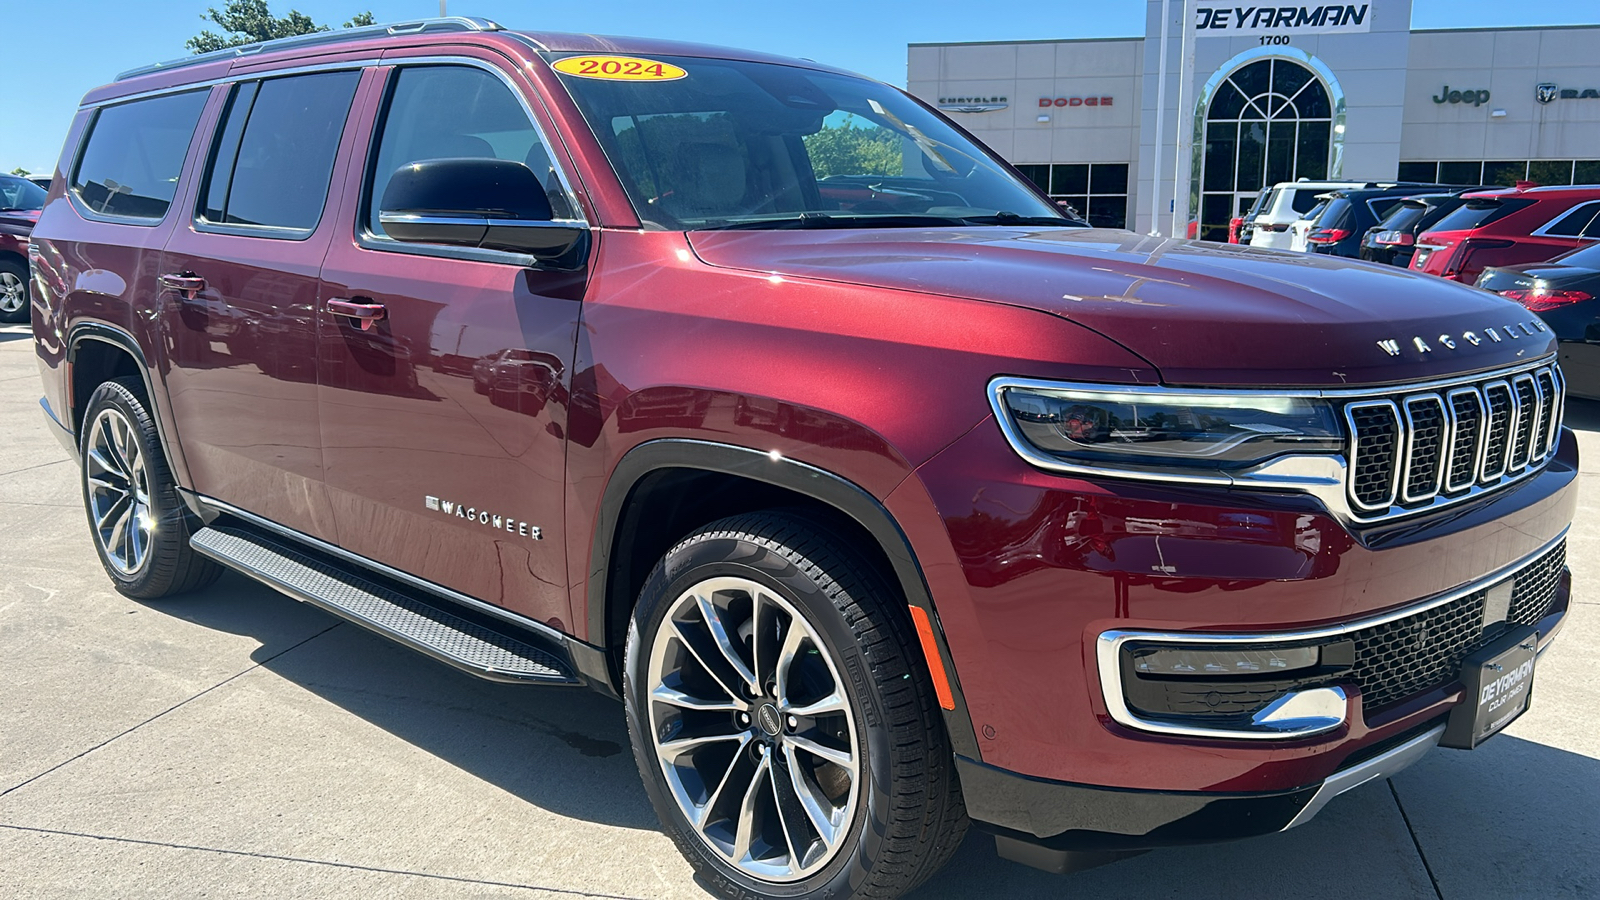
[0,259,28,324]
[624,512,967,899]
[79,378,221,598]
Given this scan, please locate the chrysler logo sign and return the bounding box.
[938,96,1007,113]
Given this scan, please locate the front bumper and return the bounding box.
[963,720,1447,871]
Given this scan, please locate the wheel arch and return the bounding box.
[590,438,980,757]
[65,323,191,490]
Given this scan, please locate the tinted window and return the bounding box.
[1541,201,1600,237]
[1376,202,1427,234]
[0,175,46,211]
[1289,189,1321,214]
[1248,188,1275,219]
[553,53,1060,228]
[72,91,207,220]
[1317,197,1352,229]
[1429,198,1534,233]
[1555,242,1600,267]
[200,71,360,232]
[367,65,574,236]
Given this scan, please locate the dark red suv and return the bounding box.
[30,18,1577,900]
[0,173,46,323]
[1410,184,1600,283]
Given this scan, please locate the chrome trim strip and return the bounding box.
[1283,724,1445,830]
[194,495,572,646]
[1481,381,1514,481]
[1346,399,1403,511]
[377,213,587,229]
[1094,527,1569,740]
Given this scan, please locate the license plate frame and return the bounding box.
[1441,624,1538,750]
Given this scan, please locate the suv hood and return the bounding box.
[689,227,1555,387]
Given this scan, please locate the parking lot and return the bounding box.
[0,320,1596,899]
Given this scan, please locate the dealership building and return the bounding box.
[906,0,1600,239]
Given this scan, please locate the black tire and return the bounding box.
[79,378,222,598]
[624,511,968,900]
[0,257,29,324]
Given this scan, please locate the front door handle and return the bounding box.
[158,273,206,296]
[327,298,387,331]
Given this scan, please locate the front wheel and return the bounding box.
[624,512,967,900]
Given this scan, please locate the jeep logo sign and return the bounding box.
[1434,86,1491,107]
[1194,4,1372,37]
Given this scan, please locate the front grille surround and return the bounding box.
[1342,361,1563,522]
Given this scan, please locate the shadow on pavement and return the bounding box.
[1562,397,1600,433]
[136,571,658,832]
[0,328,32,343]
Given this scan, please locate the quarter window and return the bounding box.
[199,71,361,233]
[1541,202,1600,237]
[365,65,573,237]
[71,90,208,221]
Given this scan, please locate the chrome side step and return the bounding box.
[191,525,579,685]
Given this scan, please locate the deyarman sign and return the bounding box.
[1194,4,1373,37]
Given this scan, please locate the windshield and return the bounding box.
[0,175,46,212]
[1429,198,1533,233]
[1552,241,1600,269]
[1376,202,1427,234]
[548,53,1066,230]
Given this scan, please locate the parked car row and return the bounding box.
[0,172,46,324]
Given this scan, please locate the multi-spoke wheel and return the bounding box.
[0,259,28,324]
[78,378,221,598]
[626,513,968,900]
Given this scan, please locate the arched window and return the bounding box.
[1199,58,1332,241]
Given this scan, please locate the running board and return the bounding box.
[191,525,580,685]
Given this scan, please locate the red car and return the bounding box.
[1410,184,1600,283]
[0,173,46,323]
[30,18,1576,900]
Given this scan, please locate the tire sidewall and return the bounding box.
[625,531,897,900]
[79,380,178,594]
[0,258,29,324]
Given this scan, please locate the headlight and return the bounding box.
[993,381,1343,471]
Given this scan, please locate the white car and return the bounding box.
[1289,195,1335,253]
[1249,180,1366,250]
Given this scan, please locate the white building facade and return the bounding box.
[906,0,1600,240]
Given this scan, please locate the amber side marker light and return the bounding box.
[908,606,956,710]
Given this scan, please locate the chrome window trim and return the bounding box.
[1400,394,1446,504]
[1529,200,1600,239]
[353,56,591,268]
[1095,527,1569,741]
[988,355,1562,526]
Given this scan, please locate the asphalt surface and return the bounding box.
[1,320,1596,899]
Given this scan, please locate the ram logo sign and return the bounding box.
[1194,4,1372,37]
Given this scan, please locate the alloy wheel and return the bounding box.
[85,407,154,574]
[0,270,25,314]
[646,576,859,883]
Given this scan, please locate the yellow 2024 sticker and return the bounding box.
[553,55,687,81]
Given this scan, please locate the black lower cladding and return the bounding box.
[1125,540,1568,723]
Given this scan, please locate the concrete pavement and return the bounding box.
[1,321,1595,899]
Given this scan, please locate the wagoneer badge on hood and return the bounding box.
[1378,320,1546,357]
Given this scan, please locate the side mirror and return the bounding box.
[378,158,585,261]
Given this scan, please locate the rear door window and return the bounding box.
[1429,198,1534,233]
[199,71,361,234]
[1539,201,1600,237]
[71,90,208,221]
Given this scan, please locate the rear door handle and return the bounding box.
[327,297,387,331]
[158,273,206,295]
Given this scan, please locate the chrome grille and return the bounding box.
[1343,362,1562,521]
[1353,539,1565,712]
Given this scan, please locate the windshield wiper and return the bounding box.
[958,211,1080,227]
[698,213,970,231]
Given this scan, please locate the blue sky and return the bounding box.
[3,0,1598,172]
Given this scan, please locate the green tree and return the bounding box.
[187,1,376,54]
[8,167,29,177]
[802,116,903,179]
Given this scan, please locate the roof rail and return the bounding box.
[115,16,504,81]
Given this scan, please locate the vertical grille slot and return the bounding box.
[1401,395,1446,503]
[1347,401,1401,511]
[1444,388,1483,494]
[1509,375,1538,471]
[1536,368,1560,459]
[1481,382,1514,482]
